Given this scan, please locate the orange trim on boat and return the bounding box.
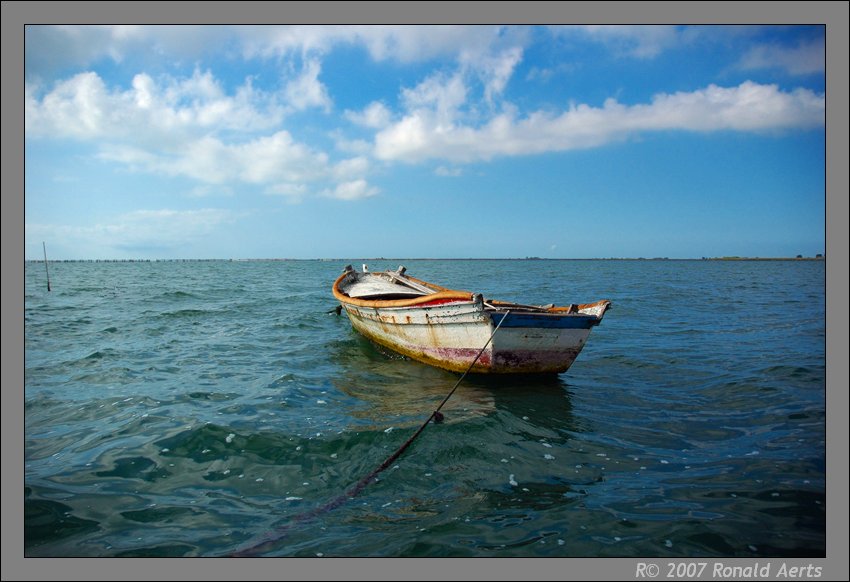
[332,272,473,308]
[333,271,610,314]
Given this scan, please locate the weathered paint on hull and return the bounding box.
[342,301,597,374]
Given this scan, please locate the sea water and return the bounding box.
[23,259,825,557]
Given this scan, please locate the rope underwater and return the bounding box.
[230,309,512,557]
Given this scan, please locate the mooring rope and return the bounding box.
[230,310,511,557]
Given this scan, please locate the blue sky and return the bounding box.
[24,25,825,260]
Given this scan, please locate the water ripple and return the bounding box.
[24,259,825,557]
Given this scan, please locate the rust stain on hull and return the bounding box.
[346,309,584,374]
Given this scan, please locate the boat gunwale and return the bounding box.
[333,271,474,309]
[333,270,611,317]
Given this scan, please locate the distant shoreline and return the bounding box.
[25,256,826,263]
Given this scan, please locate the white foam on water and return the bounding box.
[508,474,518,486]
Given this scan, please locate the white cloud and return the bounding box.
[435,166,462,177]
[26,25,234,77]
[361,26,507,63]
[27,25,523,73]
[26,70,285,143]
[485,47,523,103]
[737,37,825,76]
[27,69,380,202]
[240,25,509,64]
[235,132,330,183]
[332,157,371,181]
[345,101,392,128]
[374,81,824,163]
[402,72,468,124]
[266,183,309,202]
[525,63,577,82]
[26,72,109,139]
[554,25,686,59]
[322,179,379,201]
[332,132,373,156]
[284,58,332,112]
[26,25,524,77]
[97,131,331,186]
[189,185,234,198]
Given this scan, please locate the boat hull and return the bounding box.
[341,300,600,374]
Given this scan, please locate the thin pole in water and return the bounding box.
[43,242,51,292]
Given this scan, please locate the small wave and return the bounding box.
[113,544,196,558]
[159,290,198,300]
[267,373,300,389]
[94,455,171,482]
[82,349,114,360]
[71,367,140,385]
[182,391,240,402]
[24,496,100,551]
[120,506,200,524]
[158,309,211,319]
[759,364,823,380]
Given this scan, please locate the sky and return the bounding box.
[24,24,826,260]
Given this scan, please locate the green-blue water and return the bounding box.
[24,259,825,557]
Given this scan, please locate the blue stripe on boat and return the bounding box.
[492,312,599,329]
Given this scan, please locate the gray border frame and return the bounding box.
[4,2,847,580]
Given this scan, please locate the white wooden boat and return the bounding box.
[332,265,611,374]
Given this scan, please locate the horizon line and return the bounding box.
[25,256,826,263]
